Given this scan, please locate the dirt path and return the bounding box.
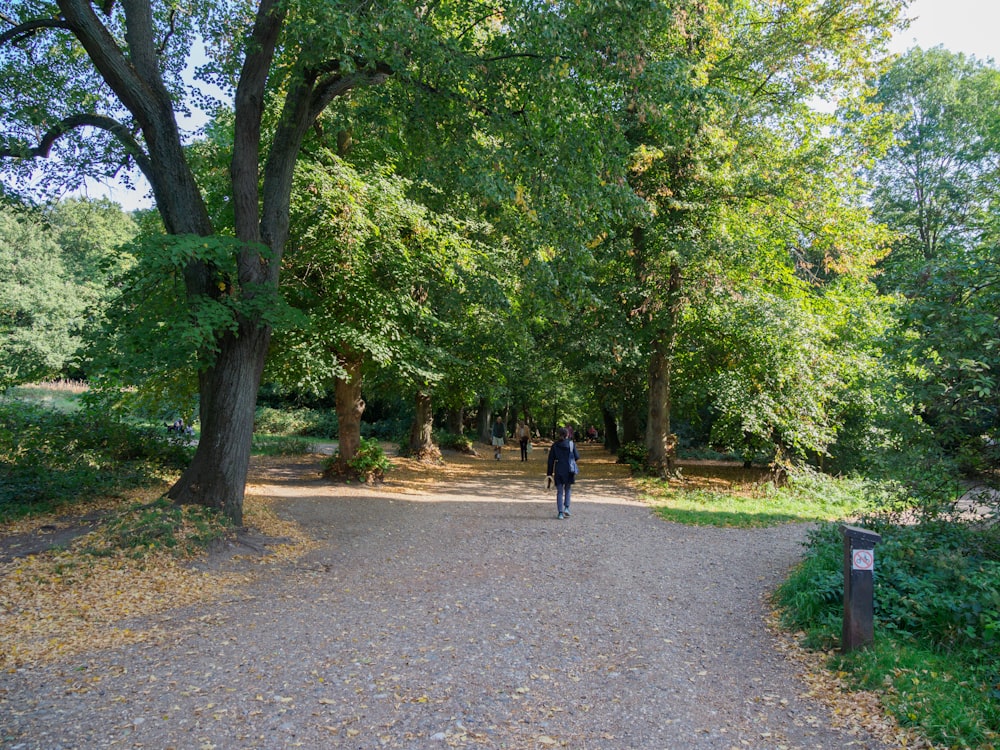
[0,444,893,749]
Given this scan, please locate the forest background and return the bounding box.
[1,0,999,747]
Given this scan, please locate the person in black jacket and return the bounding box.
[546,427,580,519]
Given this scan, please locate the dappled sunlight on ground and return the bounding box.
[247,442,638,506]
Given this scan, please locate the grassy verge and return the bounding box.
[641,464,999,747]
[637,466,871,527]
[776,521,1000,748]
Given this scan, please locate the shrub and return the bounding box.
[324,438,391,483]
[776,515,1000,746]
[251,434,316,456]
[361,417,410,443]
[616,441,648,472]
[436,430,475,453]
[253,406,339,438]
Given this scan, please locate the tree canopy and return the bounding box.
[9,0,1000,522]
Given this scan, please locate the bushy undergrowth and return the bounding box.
[250,434,316,456]
[776,515,1000,747]
[435,430,475,453]
[0,400,194,522]
[616,441,649,471]
[254,406,339,438]
[361,416,410,443]
[323,437,391,483]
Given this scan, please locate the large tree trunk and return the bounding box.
[333,354,365,471]
[50,0,390,525]
[167,320,270,525]
[645,332,674,473]
[408,390,440,461]
[621,405,642,445]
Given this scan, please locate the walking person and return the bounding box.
[516,421,531,461]
[546,427,580,519]
[491,416,506,460]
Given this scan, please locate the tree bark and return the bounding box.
[446,406,464,435]
[333,354,365,471]
[601,405,620,454]
[621,403,642,445]
[645,331,673,473]
[167,319,270,525]
[645,261,682,475]
[476,396,492,444]
[408,390,439,460]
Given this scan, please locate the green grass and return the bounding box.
[251,434,316,456]
[3,380,87,412]
[83,497,231,558]
[637,468,871,528]
[838,637,1000,748]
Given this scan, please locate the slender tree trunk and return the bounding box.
[333,354,365,471]
[645,262,682,475]
[621,405,642,445]
[477,396,492,444]
[408,390,440,460]
[645,332,674,473]
[601,405,620,453]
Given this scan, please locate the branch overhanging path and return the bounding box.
[0,444,896,749]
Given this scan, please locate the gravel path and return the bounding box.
[0,446,888,749]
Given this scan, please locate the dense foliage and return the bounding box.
[0,397,193,522]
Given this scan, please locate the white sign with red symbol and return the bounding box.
[851,549,875,571]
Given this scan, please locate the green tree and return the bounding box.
[0,0,636,522]
[870,48,1000,472]
[870,47,1000,287]
[0,207,82,386]
[0,199,135,387]
[614,0,902,473]
[273,151,499,467]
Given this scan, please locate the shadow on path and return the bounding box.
[0,444,891,750]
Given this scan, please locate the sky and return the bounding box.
[889,0,1000,61]
[86,0,1000,211]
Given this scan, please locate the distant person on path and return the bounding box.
[516,421,531,461]
[491,416,506,460]
[547,427,580,519]
[565,424,575,441]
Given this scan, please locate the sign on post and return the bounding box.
[841,524,882,653]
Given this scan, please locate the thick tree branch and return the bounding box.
[57,0,211,236]
[309,62,394,121]
[0,17,71,47]
[120,0,161,86]
[0,112,153,179]
[231,0,285,253]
